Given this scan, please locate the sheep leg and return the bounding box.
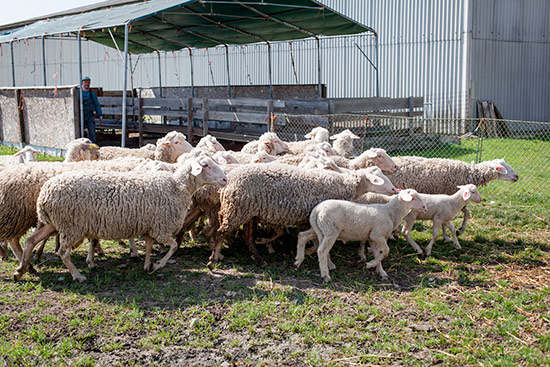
[151,238,178,273]
[365,237,390,279]
[94,241,105,256]
[175,206,204,247]
[128,238,138,258]
[358,240,367,262]
[444,221,462,250]
[0,242,7,260]
[54,234,60,252]
[295,228,317,268]
[369,242,388,279]
[16,226,57,280]
[255,226,284,246]
[401,220,424,255]
[425,219,442,256]
[456,207,470,236]
[317,233,338,282]
[143,235,154,273]
[58,234,86,283]
[6,237,23,262]
[86,239,100,269]
[243,220,265,267]
[207,233,225,270]
[304,237,320,255]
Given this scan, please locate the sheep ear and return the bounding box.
[463,189,471,201]
[366,149,378,159]
[401,190,413,202]
[494,165,508,174]
[161,140,171,146]
[304,132,313,138]
[191,160,204,176]
[263,141,271,146]
[352,134,360,139]
[366,173,384,186]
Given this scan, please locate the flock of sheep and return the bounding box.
[0,127,518,282]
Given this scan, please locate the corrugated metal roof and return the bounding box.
[0,0,374,53]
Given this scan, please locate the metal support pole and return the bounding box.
[10,41,15,87]
[375,33,380,97]
[157,51,162,97]
[225,45,231,98]
[42,36,47,86]
[267,42,273,99]
[189,48,195,97]
[316,38,322,98]
[121,23,129,147]
[78,31,84,138]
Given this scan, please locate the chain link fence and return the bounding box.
[274,114,550,201]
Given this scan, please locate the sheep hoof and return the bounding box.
[322,275,331,282]
[416,249,424,255]
[73,274,87,283]
[151,263,163,273]
[454,244,462,250]
[87,262,96,270]
[28,264,38,274]
[13,272,22,281]
[294,259,303,268]
[207,261,215,271]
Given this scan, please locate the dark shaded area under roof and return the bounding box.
[0,0,374,53]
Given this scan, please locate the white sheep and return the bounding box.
[210,164,398,267]
[195,134,225,154]
[16,156,227,282]
[140,143,157,151]
[401,184,482,256]
[240,132,289,155]
[65,139,100,162]
[330,129,360,157]
[0,146,42,165]
[295,189,427,281]
[212,151,241,165]
[286,126,331,155]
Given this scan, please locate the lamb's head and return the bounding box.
[477,159,519,182]
[65,140,100,162]
[14,146,41,163]
[213,151,240,165]
[359,166,399,195]
[250,150,278,164]
[315,142,338,156]
[330,129,360,143]
[258,132,289,155]
[456,184,482,204]
[190,156,228,188]
[304,126,329,142]
[360,148,398,173]
[299,152,341,172]
[140,143,157,151]
[197,134,225,152]
[399,189,427,213]
[158,131,194,156]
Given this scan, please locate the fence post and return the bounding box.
[187,97,194,142]
[202,98,209,137]
[267,99,274,132]
[408,96,414,136]
[15,89,26,143]
[138,97,144,147]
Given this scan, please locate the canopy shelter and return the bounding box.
[0,0,375,146]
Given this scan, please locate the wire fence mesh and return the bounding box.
[274,114,550,201]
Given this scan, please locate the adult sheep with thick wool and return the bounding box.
[16,156,227,282]
[208,164,398,268]
[240,132,289,155]
[286,127,330,155]
[330,129,361,157]
[386,156,518,236]
[1,157,150,264]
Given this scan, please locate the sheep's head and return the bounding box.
[190,156,228,187]
[159,131,193,155]
[251,150,277,164]
[66,140,100,162]
[258,132,289,155]
[457,184,482,204]
[197,135,225,152]
[305,126,329,142]
[330,129,360,142]
[363,148,398,173]
[14,146,41,163]
[478,159,519,182]
[214,151,240,165]
[361,166,399,195]
[399,189,427,213]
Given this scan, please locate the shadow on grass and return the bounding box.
[5,231,548,312]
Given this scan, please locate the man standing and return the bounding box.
[80,76,103,144]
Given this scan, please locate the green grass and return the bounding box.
[0,139,549,366]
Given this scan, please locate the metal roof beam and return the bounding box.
[151,15,228,46]
[197,1,324,11]
[129,25,193,50]
[179,5,268,43]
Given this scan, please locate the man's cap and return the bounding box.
[82,76,91,81]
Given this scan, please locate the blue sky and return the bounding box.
[0,0,102,27]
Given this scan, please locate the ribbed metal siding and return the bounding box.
[470,0,550,121]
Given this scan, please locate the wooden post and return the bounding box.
[267,99,274,132]
[15,89,26,143]
[408,96,414,136]
[71,87,81,138]
[187,97,194,142]
[202,98,209,137]
[138,97,144,147]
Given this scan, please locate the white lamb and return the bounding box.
[401,184,482,256]
[0,146,41,166]
[295,189,427,281]
[330,129,360,157]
